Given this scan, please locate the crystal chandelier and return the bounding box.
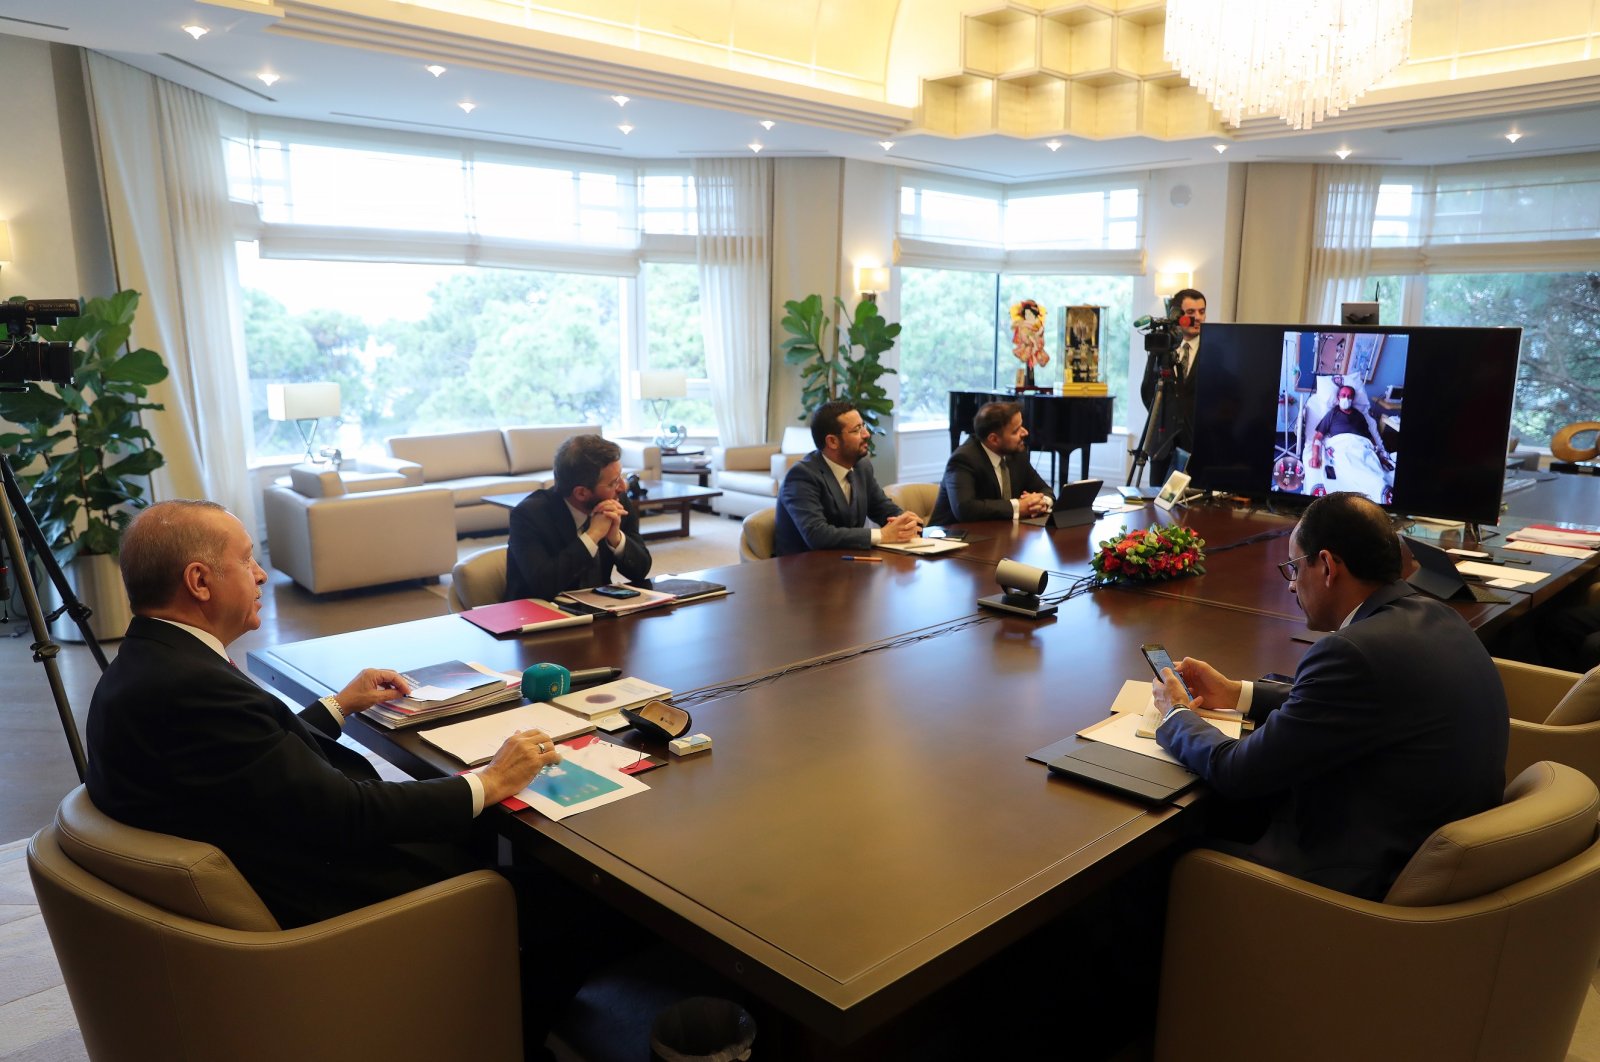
[1164,0,1414,130]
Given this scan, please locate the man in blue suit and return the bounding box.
[774,400,923,556]
[1151,492,1508,899]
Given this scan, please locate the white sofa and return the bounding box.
[386,426,660,535]
[709,426,813,519]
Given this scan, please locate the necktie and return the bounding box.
[998,459,1012,500]
[842,469,854,505]
[1180,342,1192,377]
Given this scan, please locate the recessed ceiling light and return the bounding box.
[748,142,763,153]
[182,24,207,39]
[426,65,446,78]
[1214,144,1228,154]
[1046,140,1062,152]
[458,101,476,114]
[618,123,633,135]
[611,95,630,107]
[1505,131,1523,143]
[760,120,775,130]
[1335,148,1352,160]
[879,141,895,151]
[257,72,279,87]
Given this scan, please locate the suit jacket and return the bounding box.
[86,618,475,928]
[1139,335,1200,482]
[504,487,652,601]
[1157,581,1508,900]
[929,437,1054,525]
[774,451,902,556]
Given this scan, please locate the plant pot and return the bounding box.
[46,552,132,643]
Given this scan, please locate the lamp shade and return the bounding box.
[856,266,891,293]
[267,382,341,421]
[0,221,12,264]
[635,370,688,401]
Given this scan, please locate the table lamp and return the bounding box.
[267,382,341,463]
[635,369,688,451]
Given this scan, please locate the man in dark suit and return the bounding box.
[930,400,1055,525]
[1151,492,1508,899]
[505,434,652,601]
[774,400,923,556]
[1139,287,1206,486]
[86,500,582,1058]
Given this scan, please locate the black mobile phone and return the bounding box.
[592,585,641,599]
[1140,643,1192,696]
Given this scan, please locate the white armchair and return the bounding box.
[710,426,812,518]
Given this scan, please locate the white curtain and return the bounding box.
[1304,164,1382,325]
[693,157,772,446]
[83,53,256,528]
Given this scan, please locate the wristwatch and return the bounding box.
[319,695,344,719]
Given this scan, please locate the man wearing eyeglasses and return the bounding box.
[505,434,653,601]
[1147,492,1507,900]
[774,400,922,556]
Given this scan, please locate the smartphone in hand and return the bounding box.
[592,585,641,599]
[1140,643,1192,698]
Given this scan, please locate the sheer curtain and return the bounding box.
[83,53,255,527]
[1304,164,1382,325]
[693,157,772,446]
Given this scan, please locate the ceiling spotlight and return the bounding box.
[426,64,446,77]
[1046,140,1062,152]
[1505,131,1523,143]
[760,120,775,130]
[182,24,208,39]
[458,101,476,114]
[748,142,763,153]
[1214,144,1228,153]
[879,141,895,151]
[611,94,630,107]
[258,72,280,87]
[1335,148,1352,160]
[618,123,634,135]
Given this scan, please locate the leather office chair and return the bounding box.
[28,787,523,1062]
[885,481,939,522]
[1153,761,1600,1062]
[740,508,776,562]
[448,544,509,611]
[1498,657,1600,788]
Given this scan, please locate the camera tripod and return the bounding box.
[1127,346,1189,491]
[1,451,105,781]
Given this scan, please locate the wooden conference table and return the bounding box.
[246,479,1599,1049]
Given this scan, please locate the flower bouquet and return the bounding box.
[1092,524,1206,584]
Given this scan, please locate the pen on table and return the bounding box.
[570,666,621,685]
[841,555,883,563]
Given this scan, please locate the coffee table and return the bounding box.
[485,480,722,540]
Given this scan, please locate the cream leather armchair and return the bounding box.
[28,787,523,1062]
[884,482,939,522]
[449,545,509,611]
[1154,761,1600,1062]
[710,426,813,518]
[1498,657,1600,788]
[740,508,776,561]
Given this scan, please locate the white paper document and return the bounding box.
[420,703,596,766]
[1503,540,1596,560]
[1507,526,1600,549]
[1455,561,1546,587]
[509,741,650,821]
[1080,679,1244,764]
[875,537,969,556]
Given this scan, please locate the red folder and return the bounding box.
[459,599,594,636]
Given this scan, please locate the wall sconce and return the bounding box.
[634,369,689,450]
[1154,269,1193,298]
[0,221,12,277]
[856,265,891,303]
[267,382,341,463]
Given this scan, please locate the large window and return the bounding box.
[639,261,711,431]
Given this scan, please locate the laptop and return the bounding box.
[1028,735,1200,804]
[1403,535,1509,604]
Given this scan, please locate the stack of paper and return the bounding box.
[1506,524,1600,559]
[419,703,597,766]
[552,676,672,719]
[364,661,520,729]
[559,585,677,615]
[875,537,969,556]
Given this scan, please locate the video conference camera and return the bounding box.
[0,299,79,387]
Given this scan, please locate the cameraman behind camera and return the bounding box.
[1138,288,1206,485]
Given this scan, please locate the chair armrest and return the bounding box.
[353,454,424,486]
[1507,718,1600,787]
[1495,658,1580,723]
[712,443,779,471]
[616,440,661,477]
[770,452,805,479]
[1156,848,1516,1062]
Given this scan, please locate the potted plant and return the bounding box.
[0,290,168,640]
[781,294,899,443]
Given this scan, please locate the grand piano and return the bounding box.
[947,390,1114,491]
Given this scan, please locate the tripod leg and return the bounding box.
[2,456,109,669]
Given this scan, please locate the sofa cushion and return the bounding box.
[388,429,510,482]
[339,470,413,494]
[717,469,782,499]
[444,474,555,507]
[1548,666,1600,726]
[504,425,594,476]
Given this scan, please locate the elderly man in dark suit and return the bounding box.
[774,400,923,556]
[930,400,1055,525]
[505,434,652,601]
[86,500,579,1058]
[1150,492,1508,899]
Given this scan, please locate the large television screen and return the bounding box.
[1186,324,1523,526]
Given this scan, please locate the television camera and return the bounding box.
[0,299,79,388]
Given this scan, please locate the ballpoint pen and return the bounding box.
[841,555,883,563]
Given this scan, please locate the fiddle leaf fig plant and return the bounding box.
[781,293,899,441]
[0,290,168,565]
